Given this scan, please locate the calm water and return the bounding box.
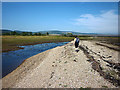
[2,42,68,78]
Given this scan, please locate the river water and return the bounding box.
[2,42,68,78]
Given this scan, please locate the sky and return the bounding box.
[2,2,118,34]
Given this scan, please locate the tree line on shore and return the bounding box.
[2,31,49,36]
[2,31,76,37]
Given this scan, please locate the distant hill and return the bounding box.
[38,30,98,35]
[1,29,117,36]
[1,29,29,34]
[38,30,81,35]
[1,29,23,33]
[38,30,99,36]
[1,29,83,35]
[1,29,13,33]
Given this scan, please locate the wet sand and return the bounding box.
[2,40,120,88]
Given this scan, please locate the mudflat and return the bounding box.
[2,40,120,88]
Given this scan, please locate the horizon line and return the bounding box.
[1,29,118,35]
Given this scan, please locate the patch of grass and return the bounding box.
[86,87,91,88]
[63,85,67,87]
[64,61,67,64]
[59,61,61,63]
[93,36,120,46]
[2,35,74,52]
[64,69,67,71]
[102,86,108,88]
[3,35,118,52]
[59,84,62,86]
[78,36,94,40]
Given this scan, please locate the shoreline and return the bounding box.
[2,40,120,88]
[2,48,51,88]
[2,42,70,78]
[2,35,74,52]
[2,41,71,52]
[2,42,70,88]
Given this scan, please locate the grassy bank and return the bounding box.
[93,36,120,46]
[2,35,119,52]
[2,36,74,52]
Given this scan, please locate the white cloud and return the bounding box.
[74,10,118,34]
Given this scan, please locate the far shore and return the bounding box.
[2,36,74,52]
[2,35,119,52]
[2,40,71,52]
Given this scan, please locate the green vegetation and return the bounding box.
[63,85,67,87]
[59,84,62,86]
[102,86,108,88]
[64,69,67,71]
[62,33,73,37]
[2,31,49,36]
[2,35,119,52]
[64,61,68,64]
[92,36,120,46]
[2,35,74,52]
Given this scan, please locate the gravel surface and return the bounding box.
[2,41,119,88]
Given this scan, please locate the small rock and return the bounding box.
[73,60,77,62]
[108,56,112,58]
[97,60,100,62]
[55,65,57,67]
[64,61,67,63]
[102,56,105,58]
[52,65,54,67]
[87,59,90,62]
[49,84,51,86]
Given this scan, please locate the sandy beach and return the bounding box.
[2,40,120,88]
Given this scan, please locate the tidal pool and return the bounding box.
[2,42,68,78]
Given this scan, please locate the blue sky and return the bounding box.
[2,2,118,34]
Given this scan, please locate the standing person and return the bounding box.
[74,36,80,48]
